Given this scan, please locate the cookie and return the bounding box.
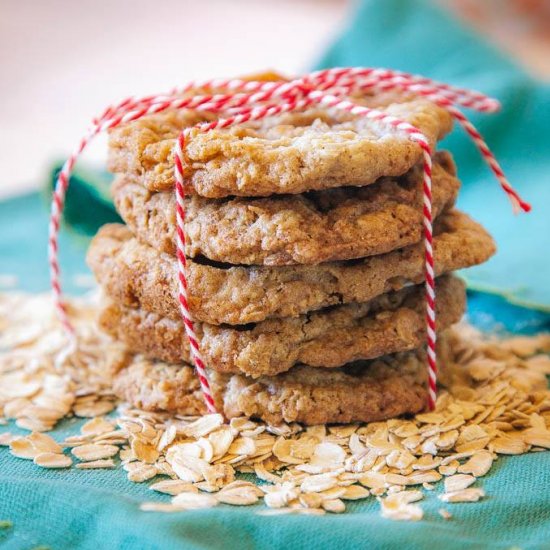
[107,91,453,198]
[98,275,465,378]
[88,210,494,325]
[112,349,429,425]
[112,151,460,263]
[113,358,211,417]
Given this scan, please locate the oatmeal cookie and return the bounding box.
[112,350,429,425]
[107,91,453,198]
[112,358,216,417]
[98,275,465,378]
[112,151,460,263]
[88,210,494,325]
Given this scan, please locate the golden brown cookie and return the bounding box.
[88,210,494,325]
[112,349,430,425]
[112,151,459,263]
[108,92,452,198]
[98,275,465,378]
[113,358,212,417]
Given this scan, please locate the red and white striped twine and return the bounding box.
[49,67,530,414]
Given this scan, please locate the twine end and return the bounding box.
[511,196,532,214]
[486,99,501,113]
[520,201,532,214]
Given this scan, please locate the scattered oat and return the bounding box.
[80,417,114,437]
[438,461,459,476]
[131,439,160,464]
[74,399,116,418]
[490,436,528,455]
[523,429,550,449]
[1,295,549,521]
[439,488,485,503]
[298,492,323,508]
[444,474,476,493]
[181,415,224,438]
[10,432,62,459]
[457,451,493,477]
[379,491,424,521]
[341,485,370,500]
[438,508,452,520]
[322,499,346,513]
[9,438,39,459]
[301,474,338,493]
[33,452,72,468]
[171,492,218,510]
[149,480,198,495]
[127,463,158,483]
[359,472,386,490]
[263,482,300,508]
[72,444,119,462]
[217,482,262,505]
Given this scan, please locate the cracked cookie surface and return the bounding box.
[99,275,465,378]
[112,152,460,264]
[107,90,453,198]
[88,211,494,325]
[112,349,429,425]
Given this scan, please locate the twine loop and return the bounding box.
[49,68,530,414]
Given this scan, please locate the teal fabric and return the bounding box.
[317,0,550,312]
[0,446,549,550]
[1,1,550,549]
[1,285,549,550]
[1,192,92,295]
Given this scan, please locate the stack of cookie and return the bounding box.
[88,84,496,425]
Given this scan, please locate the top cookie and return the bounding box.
[108,90,453,198]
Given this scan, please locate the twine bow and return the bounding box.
[49,67,530,413]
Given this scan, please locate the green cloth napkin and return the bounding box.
[1,1,550,549]
[0,167,120,295]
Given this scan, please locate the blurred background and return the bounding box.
[1,0,549,199]
[0,0,549,314]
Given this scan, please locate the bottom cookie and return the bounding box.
[112,349,430,425]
